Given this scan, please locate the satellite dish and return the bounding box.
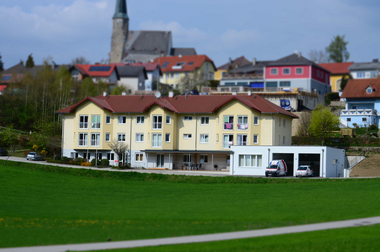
[155,91,161,98]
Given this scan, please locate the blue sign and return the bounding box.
[280,99,291,110]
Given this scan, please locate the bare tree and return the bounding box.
[179,71,209,94]
[308,50,328,63]
[71,56,90,65]
[296,112,312,137]
[108,140,129,167]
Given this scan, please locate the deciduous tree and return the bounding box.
[308,50,328,63]
[108,140,129,167]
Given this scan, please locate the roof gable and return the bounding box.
[341,77,380,98]
[72,64,118,78]
[153,55,216,72]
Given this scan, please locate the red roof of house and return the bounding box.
[217,56,251,70]
[0,85,7,91]
[341,77,380,98]
[56,94,298,118]
[318,62,353,74]
[74,64,117,77]
[128,62,160,72]
[153,55,216,72]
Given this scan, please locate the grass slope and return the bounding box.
[1,161,380,248]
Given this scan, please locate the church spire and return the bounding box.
[113,0,129,19]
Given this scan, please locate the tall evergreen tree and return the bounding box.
[0,53,4,71]
[325,35,350,63]
[25,54,35,68]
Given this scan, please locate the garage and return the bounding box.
[299,154,320,177]
[273,153,294,176]
[230,146,345,178]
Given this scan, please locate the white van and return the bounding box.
[265,160,287,177]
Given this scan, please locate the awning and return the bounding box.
[250,82,264,88]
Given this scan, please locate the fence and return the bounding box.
[292,137,380,147]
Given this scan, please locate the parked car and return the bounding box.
[265,160,288,177]
[296,165,314,177]
[0,147,8,156]
[26,152,43,161]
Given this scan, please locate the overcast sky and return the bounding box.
[1,0,380,69]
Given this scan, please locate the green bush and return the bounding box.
[326,92,340,105]
[370,124,378,131]
[74,158,84,165]
[54,156,61,161]
[61,156,69,162]
[100,159,110,166]
[90,159,102,167]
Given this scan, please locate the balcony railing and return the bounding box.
[223,141,234,149]
[221,73,264,80]
[91,140,100,147]
[236,141,247,146]
[340,109,377,116]
[79,123,88,129]
[237,124,248,130]
[223,123,234,130]
[79,140,87,147]
[91,123,101,129]
[153,122,162,130]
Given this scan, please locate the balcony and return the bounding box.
[237,124,248,130]
[223,123,234,130]
[340,109,377,116]
[79,140,87,147]
[91,123,101,129]
[79,123,88,129]
[221,73,263,80]
[91,140,100,147]
[223,141,234,149]
[153,122,162,130]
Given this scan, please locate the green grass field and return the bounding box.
[93,225,380,252]
[1,161,380,249]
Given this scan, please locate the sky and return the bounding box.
[1,0,380,69]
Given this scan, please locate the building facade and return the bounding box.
[56,94,297,170]
[318,62,353,92]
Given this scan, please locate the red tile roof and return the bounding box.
[217,56,251,70]
[56,94,298,118]
[153,55,216,72]
[74,64,117,77]
[341,77,380,98]
[128,62,160,72]
[318,62,353,74]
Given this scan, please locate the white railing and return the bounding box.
[340,109,377,116]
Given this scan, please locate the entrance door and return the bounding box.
[156,154,164,168]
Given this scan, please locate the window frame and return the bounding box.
[118,133,126,142]
[152,115,163,130]
[270,68,278,75]
[238,154,262,167]
[183,134,192,139]
[135,153,144,162]
[136,133,144,143]
[283,68,290,75]
[253,134,259,144]
[106,115,111,124]
[137,116,145,125]
[79,115,88,129]
[223,115,234,130]
[295,68,303,74]
[152,133,162,148]
[254,116,259,125]
[91,115,101,129]
[105,133,111,142]
[166,115,171,124]
[200,134,209,143]
[237,116,248,130]
[165,133,170,143]
[201,116,209,125]
[118,116,127,124]
[184,116,193,121]
[347,118,352,122]
[91,133,100,147]
[79,133,88,147]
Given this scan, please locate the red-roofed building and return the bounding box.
[69,64,120,85]
[153,55,216,90]
[319,62,353,92]
[0,85,7,95]
[128,62,162,92]
[56,93,297,170]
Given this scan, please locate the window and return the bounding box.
[223,134,234,149]
[283,119,286,127]
[136,133,144,142]
[91,115,100,129]
[184,116,193,121]
[165,73,170,79]
[237,116,248,130]
[321,72,324,78]
[188,62,194,66]
[106,116,111,124]
[352,105,357,109]
[135,153,144,162]
[183,134,192,139]
[79,116,88,129]
[137,116,144,124]
[200,134,209,143]
[253,134,258,144]
[162,62,169,68]
[366,87,373,94]
[118,116,126,124]
[283,136,286,145]
[170,73,174,79]
[280,81,291,87]
[216,134,219,143]
[153,115,162,129]
[105,133,110,142]
[200,155,208,163]
[183,155,191,163]
[166,115,171,124]
[165,133,170,142]
[201,117,209,125]
[347,118,352,122]
[317,70,320,77]
[152,134,162,148]
[107,153,115,161]
[175,73,180,79]
[79,133,88,147]
[296,68,303,74]
[283,68,290,75]
[362,118,367,122]
[118,133,126,142]
[237,135,247,146]
[72,70,80,81]
[224,116,234,130]
[271,68,278,75]
[238,155,262,167]
[254,116,259,125]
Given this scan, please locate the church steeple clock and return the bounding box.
[110,0,129,63]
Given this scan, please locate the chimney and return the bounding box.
[229,57,233,64]
[179,54,182,58]
[248,91,252,96]
[122,92,127,96]
[103,92,108,97]
[373,59,379,63]
[298,52,302,58]
[169,91,174,98]
[252,58,257,66]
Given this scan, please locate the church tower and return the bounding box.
[110,0,129,63]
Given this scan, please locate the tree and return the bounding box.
[179,72,209,94]
[339,74,353,91]
[111,85,127,95]
[25,54,35,68]
[325,35,350,63]
[308,50,328,63]
[308,104,339,145]
[0,53,4,72]
[72,57,90,65]
[0,126,19,155]
[296,112,312,137]
[108,140,129,167]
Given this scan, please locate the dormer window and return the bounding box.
[366,86,373,94]
[172,62,186,69]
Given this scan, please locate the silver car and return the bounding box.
[26,152,43,161]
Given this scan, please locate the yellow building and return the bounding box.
[153,55,216,90]
[57,94,298,170]
[318,62,353,92]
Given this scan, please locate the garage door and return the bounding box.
[273,153,294,176]
[298,154,320,177]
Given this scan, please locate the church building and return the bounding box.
[110,0,197,64]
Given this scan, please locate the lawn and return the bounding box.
[92,224,380,252]
[1,161,380,248]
